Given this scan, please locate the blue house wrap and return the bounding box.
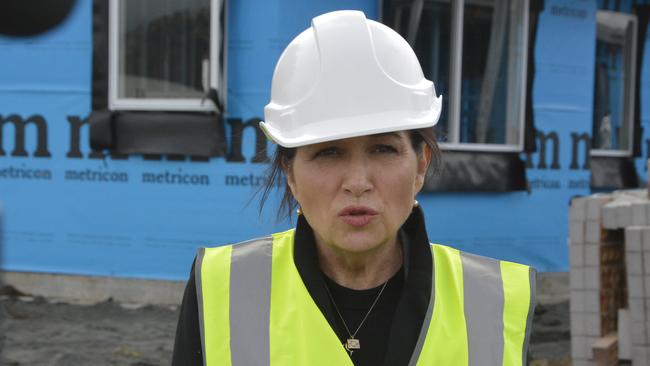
[0,0,648,279]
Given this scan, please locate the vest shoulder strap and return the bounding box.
[196,235,276,366]
[413,244,536,366]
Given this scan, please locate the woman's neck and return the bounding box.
[316,236,403,290]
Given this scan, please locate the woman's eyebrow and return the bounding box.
[370,132,401,139]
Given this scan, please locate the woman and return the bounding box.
[173,10,535,366]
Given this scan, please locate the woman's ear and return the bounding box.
[415,145,432,192]
[282,156,297,196]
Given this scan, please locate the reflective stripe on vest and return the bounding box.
[196,229,536,366]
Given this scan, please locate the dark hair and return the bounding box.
[257,128,441,221]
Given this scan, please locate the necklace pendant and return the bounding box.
[346,338,361,350]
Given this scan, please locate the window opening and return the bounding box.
[386,0,529,152]
[592,10,638,157]
[109,0,223,111]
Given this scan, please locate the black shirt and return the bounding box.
[322,267,404,365]
[172,207,433,366]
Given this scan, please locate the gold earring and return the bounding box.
[413,199,419,208]
[296,207,303,215]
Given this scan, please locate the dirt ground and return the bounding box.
[529,301,571,366]
[0,295,177,366]
[0,286,570,366]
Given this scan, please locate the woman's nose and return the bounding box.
[341,158,373,196]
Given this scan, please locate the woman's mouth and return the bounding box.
[338,206,378,227]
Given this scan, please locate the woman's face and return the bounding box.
[285,131,430,254]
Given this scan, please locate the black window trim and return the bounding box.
[590,3,649,190]
[89,0,228,158]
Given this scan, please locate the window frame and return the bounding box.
[393,0,530,153]
[590,10,638,158]
[107,0,223,112]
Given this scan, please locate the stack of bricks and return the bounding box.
[570,189,650,366]
[624,226,650,365]
[570,194,619,366]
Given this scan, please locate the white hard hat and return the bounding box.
[260,10,442,148]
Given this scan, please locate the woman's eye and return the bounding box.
[372,144,398,154]
[313,147,340,158]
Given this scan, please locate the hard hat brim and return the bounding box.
[260,95,442,148]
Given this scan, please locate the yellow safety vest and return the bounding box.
[195,229,535,366]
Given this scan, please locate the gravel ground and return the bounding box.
[0,293,178,366]
[529,301,571,366]
[0,287,571,366]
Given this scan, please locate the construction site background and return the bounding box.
[0,271,571,366]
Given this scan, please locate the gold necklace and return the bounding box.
[323,278,390,356]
